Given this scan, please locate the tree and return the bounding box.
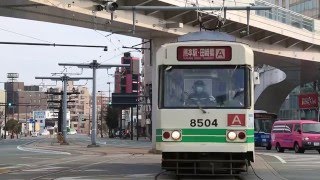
[105,106,119,137]
[4,119,21,139]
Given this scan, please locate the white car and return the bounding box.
[40,129,50,136]
[31,132,39,137]
[67,129,77,135]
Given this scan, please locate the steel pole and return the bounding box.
[108,83,111,101]
[62,76,68,144]
[91,62,98,146]
[131,107,133,140]
[100,93,103,138]
[116,6,272,11]
[4,90,7,139]
[88,105,91,136]
[136,104,139,141]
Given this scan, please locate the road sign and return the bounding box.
[112,93,138,108]
[7,73,19,78]
[27,119,35,123]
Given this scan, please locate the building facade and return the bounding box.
[4,82,47,121]
[266,0,320,19]
[278,81,319,120]
[114,52,146,135]
[47,82,92,134]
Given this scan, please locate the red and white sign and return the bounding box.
[228,114,246,126]
[299,93,318,109]
[177,46,232,61]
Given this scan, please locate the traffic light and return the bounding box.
[8,102,12,106]
[108,101,112,107]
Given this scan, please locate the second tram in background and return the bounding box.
[153,31,257,176]
[254,110,277,150]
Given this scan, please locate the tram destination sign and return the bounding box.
[177,46,232,61]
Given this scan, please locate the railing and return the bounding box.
[255,0,315,32]
[172,0,316,32]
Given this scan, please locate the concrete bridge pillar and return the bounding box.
[141,37,177,150]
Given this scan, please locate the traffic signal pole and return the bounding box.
[58,60,129,147]
[62,76,68,142]
[4,103,7,139]
[35,75,92,144]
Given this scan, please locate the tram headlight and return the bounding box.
[227,131,237,140]
[171,130,181,140]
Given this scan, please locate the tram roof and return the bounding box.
[178,31,236,42]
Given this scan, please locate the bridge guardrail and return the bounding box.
[255,0,314,32]
[172,0,316,33]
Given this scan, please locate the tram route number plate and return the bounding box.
[190,119,218,127]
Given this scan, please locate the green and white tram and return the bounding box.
[153,32,255,175]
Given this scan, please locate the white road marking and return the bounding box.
[125,173,154,177]
[17,145,71,155]
[257,153,286,163]
[20,157,53,160]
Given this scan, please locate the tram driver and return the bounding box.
[186,80,216,106]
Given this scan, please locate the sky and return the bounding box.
[0,16,142,94]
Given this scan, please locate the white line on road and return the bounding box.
[257,153,287,163]
[17,145,71,155]
[272,155,287,164]
[20,157,53,160]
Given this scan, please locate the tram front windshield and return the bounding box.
[160,65,251,109]
[254,119,273,133]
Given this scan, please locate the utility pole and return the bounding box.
[35,75,92,144]
[58,60,129,147]
[97,91,105,138]
[136,104,139,141]
[130,106,133,140]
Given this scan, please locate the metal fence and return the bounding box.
[173,0,316,32]
[254,0,314,32]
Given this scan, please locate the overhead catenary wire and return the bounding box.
[0,41,108,49]
[0,27,52,43]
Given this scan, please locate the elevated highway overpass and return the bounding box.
[1,0,320,113]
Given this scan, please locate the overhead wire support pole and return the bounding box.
[115,6,272,11]
[58,60,129,147]
[35,75,92,145]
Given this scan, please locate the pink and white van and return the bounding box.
[271,120,320,153]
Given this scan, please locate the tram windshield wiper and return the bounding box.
[197,101,207,114]
[165,66,173,71]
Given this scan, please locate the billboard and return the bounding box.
[298,93,318,109]
[7,73,19,78]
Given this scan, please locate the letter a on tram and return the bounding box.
[227,114,246,126]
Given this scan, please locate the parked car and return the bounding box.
[39,129,50,136]
[67,128,77,135]
[31,132,39,137]
[271,120,320,153]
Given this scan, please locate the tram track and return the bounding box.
[29,153,142,180]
